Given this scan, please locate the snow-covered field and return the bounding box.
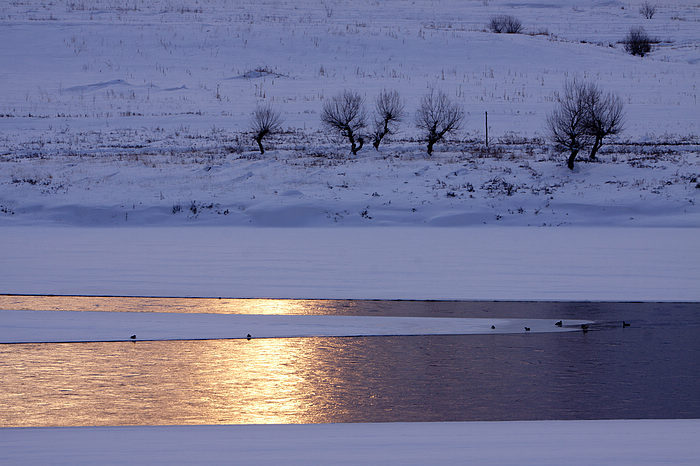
[0,0,698,226]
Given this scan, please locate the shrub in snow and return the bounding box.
[640,2,657,19]
[489,15,522,34]
[624,27,652,56]
[415,90,464,156]
[371,89,405,150]
[250,104,283,154]
[321,90,367,155]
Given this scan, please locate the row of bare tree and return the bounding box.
[251,89,463,156]
[251,81,624,171]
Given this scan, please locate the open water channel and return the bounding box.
[1,297,699,427]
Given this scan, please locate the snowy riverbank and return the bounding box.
[3,420,700,465]
[2,141,698,228]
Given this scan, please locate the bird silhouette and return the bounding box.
[555,320,563,327]
[622,321,631,328]
[524,327,531,332]
[246,334,252,340]
[491,325,496,329]
[130,335,136,340]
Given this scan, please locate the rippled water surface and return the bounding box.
[1,297,699,427]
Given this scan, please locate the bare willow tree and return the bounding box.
[250,104,283,154]
[548,80,626,168]
[415,90,464,155]
[583,86,625,160]
[321,90,367,155]
[546,80,592,170]
[371,89,405,150]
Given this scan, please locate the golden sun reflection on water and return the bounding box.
[201,299,327,316]
[0,296,382,427]
[3,298,699,427]
[0,337,351,427]
[0,295,356,315]
[195,337,321,425]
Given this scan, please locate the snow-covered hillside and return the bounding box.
[1,0,698,226]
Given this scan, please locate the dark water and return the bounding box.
[1,297,699,427]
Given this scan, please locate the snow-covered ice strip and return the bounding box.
[1,226,698,301]
[2,420,699,466]
[0,310,588,343]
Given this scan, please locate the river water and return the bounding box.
[1,297,699,427]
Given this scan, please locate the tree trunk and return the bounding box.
[589,137,602,160]
[348,132,357,154]
[373,123,389,150]
[427,139,435,155]
[375,120,389,150]
[255,137,265,155]
[567,149,578,170]
[350,135,364,155]
[373,131,383,150]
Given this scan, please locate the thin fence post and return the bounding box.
[485,111,489,147]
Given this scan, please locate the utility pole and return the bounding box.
[485,111,489,147]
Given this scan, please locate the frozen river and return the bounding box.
[1,297,699,427]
